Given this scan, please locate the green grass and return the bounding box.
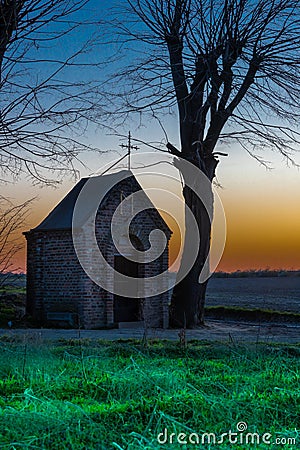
[0,287,26,294]
[0,338,299,449]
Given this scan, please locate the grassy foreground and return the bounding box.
[0,337,299,449]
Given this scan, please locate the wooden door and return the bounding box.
[114,255,140,322]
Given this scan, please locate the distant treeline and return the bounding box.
[213,269,300,278]
[1,270,300,288]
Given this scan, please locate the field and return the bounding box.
[1,275,300,328]
[0,338,299,449]
[206,276,300,313]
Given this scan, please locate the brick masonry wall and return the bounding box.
[25,177,171,329]
[25,229,106,328]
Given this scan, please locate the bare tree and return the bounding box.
[0,196,33,286]
[105,0,300,327]
[0,0,104,185]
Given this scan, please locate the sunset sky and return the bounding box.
[3,129,300,274]
[1,0,300,274]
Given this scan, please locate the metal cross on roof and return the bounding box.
[120,131,139,170]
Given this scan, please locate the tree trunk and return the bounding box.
[169,158,215,329]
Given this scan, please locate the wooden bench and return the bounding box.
[46,312,76,327]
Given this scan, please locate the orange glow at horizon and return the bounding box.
[217,191,300,272]
[4,151,300,274]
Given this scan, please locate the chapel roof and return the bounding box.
[28,170,172,237]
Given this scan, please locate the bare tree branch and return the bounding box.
[0,196,34,284]
[104,0,300,169]
[0,0,107,184]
